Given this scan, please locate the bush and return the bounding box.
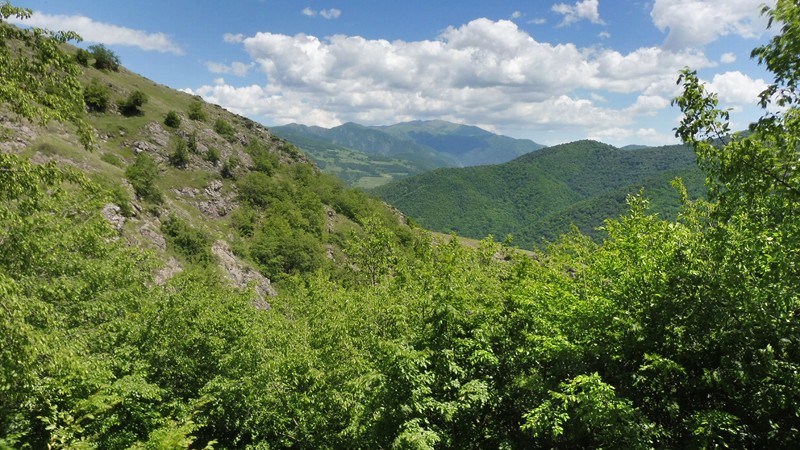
[214,118,235,139]
[83,78,111,112]
[89,44,120,71]
[221,155,240,179]
[75,48,90,67]
[188,100,206,121]
[125,152,162,203]
[161,214,214,264]
[169,138,190,168]
[205,147,220,165]
[163,110,181,128]
[187,132,198,153]
[118,90,148,116]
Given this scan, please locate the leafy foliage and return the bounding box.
[0,3,93,147]
[5,2,800,448]
[125,152,162,203]
[88,44,120,71]
[163,110,181,128]
[83,77,111,112]
[118,90,148,116]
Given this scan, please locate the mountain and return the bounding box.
[270,120,545,188]
[372,139,706,246]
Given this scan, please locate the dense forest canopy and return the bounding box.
[3,0,800,449]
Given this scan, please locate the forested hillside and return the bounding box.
[3,1,800,449]
[373,140,706,245]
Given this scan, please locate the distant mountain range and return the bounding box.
[270,120,545,188]
[372,140,706,246]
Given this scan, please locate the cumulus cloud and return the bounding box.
[720,52,736,63]
[187,18,721,140]
[651,0,775,49]
[8,12,184,54]
[552,0,605,26]
[705,71,767,104]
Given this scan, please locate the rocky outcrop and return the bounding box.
[212,240,275,309]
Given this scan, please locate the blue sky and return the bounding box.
[11,0,776,146]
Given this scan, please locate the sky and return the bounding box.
[9,0,778,146]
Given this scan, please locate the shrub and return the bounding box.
[161,214,214,264]
[187,132,198,153]
[188,100,206,121]
[83,78,111,112]
[205,147,220,165]
[169,138,190,168]
[75,48,90,67]
[118,90,148,116]
[125,152,162,203]
[88,44,120,71]
[214,118,235,139]
[163,110,181,128]
[221,155,240,179]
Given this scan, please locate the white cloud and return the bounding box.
[193,18,721,141]
[8,12,184,54]
[511,11,523,19]
[303,7,342,19]
[552,0,605,26]
[626,94,671,115]
[529,17,547,25]
[320,8,342,19]
[206,61,254,77]
[720,52,736,63]
[651,0,775,49]
[706,71,767,104]
[589,127,678,145]
[598,31,611,39]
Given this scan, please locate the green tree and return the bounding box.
[83,77,111,112]
[88,43,120,71]
[0,3,93,147]
[119,90,148,116]
[164,110,181,128]
[188,99,206,121]
[125,152,162,203]
[169,138,190,168]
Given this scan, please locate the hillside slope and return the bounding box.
[372,140,706,245]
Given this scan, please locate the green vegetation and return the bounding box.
[118,89,148,116]
[169,137,190,168]
[125,152,163,202]
[164,110,182,128]
[214,117,235,139]
[4,1,800,448]
[373,141,705,246]
[0,3,93,147]
[83,77,111,112]
[188,99,207,121]
[88,43,121,71]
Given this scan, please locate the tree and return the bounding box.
[0,3,93,147]
[164,110,181,128]
[125,152,162,202]
[83,78,111,112]
[88,43,120,71]
[188,99,206,121]
[118,90,148,116]
[169,137,190,168]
